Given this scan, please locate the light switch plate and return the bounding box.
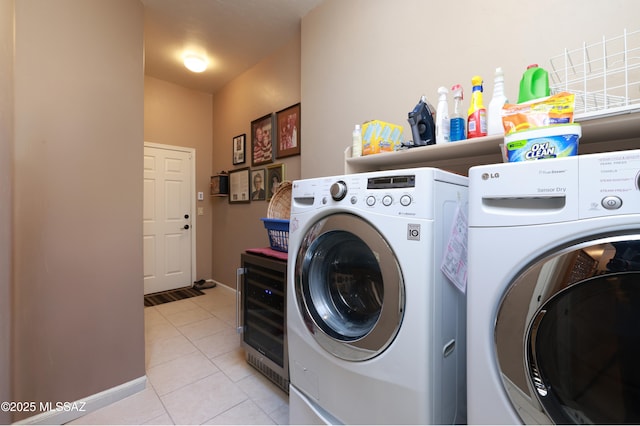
[197,191,204,201]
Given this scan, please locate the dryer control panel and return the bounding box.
[468,149,640,227]
[579,149,640,219]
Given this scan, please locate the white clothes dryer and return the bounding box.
[467,149,640,424]
[287,168,468,425]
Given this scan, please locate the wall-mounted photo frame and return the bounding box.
[250,168,266,201]
[232,134,246,165]
[251,113,274,166]
[276,103,301,159]
[266,163,285,200]
[228,167,250,204]
[210,173,229,196]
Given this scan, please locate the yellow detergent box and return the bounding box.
[504,123,581,162]
[361,120,404,155]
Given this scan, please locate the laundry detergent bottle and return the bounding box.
[517,64,550,103]
[449,84,466,141]
[467,75,487,138]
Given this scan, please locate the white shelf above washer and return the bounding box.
[344,110,640,176]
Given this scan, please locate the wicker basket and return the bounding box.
[267,181,292,219]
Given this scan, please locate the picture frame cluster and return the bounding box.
[227,103,299,204]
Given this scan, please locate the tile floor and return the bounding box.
[71,285,289,425]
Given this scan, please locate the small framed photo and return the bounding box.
[228,167,250,204]
[251,113,274,166]
[232,134,246,165]
[250,168,266,201]
[276,103,301,158]
[266,163,285,200]
[210,173,229,196]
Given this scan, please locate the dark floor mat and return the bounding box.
[144,286,204,307]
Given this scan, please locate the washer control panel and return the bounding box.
[291,167,467,219]
[326,173,419,215]
[297,172,425,217]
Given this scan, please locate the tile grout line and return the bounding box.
[143,375,177,425]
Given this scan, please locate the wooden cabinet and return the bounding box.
[238,252,288,393]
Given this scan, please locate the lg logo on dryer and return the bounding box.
[481,172,499,180]
[407,224,420,241]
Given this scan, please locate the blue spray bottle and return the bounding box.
[449,84,466,141]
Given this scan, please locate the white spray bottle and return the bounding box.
[488,67,508,136]
[435,86,450,144]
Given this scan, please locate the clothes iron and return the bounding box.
[407,95,436,146]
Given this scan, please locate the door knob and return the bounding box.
[183,224,190,230]
[184,214,189,219]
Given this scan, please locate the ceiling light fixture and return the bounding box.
[183,53,208,73]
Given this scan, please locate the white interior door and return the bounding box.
[143,144,194,295]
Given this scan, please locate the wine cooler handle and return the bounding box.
[236,267,246,334]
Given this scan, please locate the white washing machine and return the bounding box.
[467,149,640,424]
[287,168,468,425]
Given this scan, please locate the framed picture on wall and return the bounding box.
[250,168,266,201]
[266,163,285,200]
[232,134,246,165]
[276,103,300,158]
[228,167,250,204]
[210,173,229,196]
[251,113,274,166]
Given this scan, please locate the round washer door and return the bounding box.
[496,235,640,424]
[294,212,405,361]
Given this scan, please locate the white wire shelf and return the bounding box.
[549,28,640,119]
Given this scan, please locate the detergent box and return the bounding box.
[361,120,404,155]
[504,124,581,162]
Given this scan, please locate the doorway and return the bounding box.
[143,142,196,294]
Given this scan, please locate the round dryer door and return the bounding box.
[294,212,404,361]
[495,234,640,424]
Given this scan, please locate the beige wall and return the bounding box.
[211,34,302,288]
[301,0,640,178]
[0,0,13,423]
[12,0,144,420]
[144,76,214,281]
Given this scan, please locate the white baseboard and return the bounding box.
[213,280,235,294]
[14,375,147,425]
